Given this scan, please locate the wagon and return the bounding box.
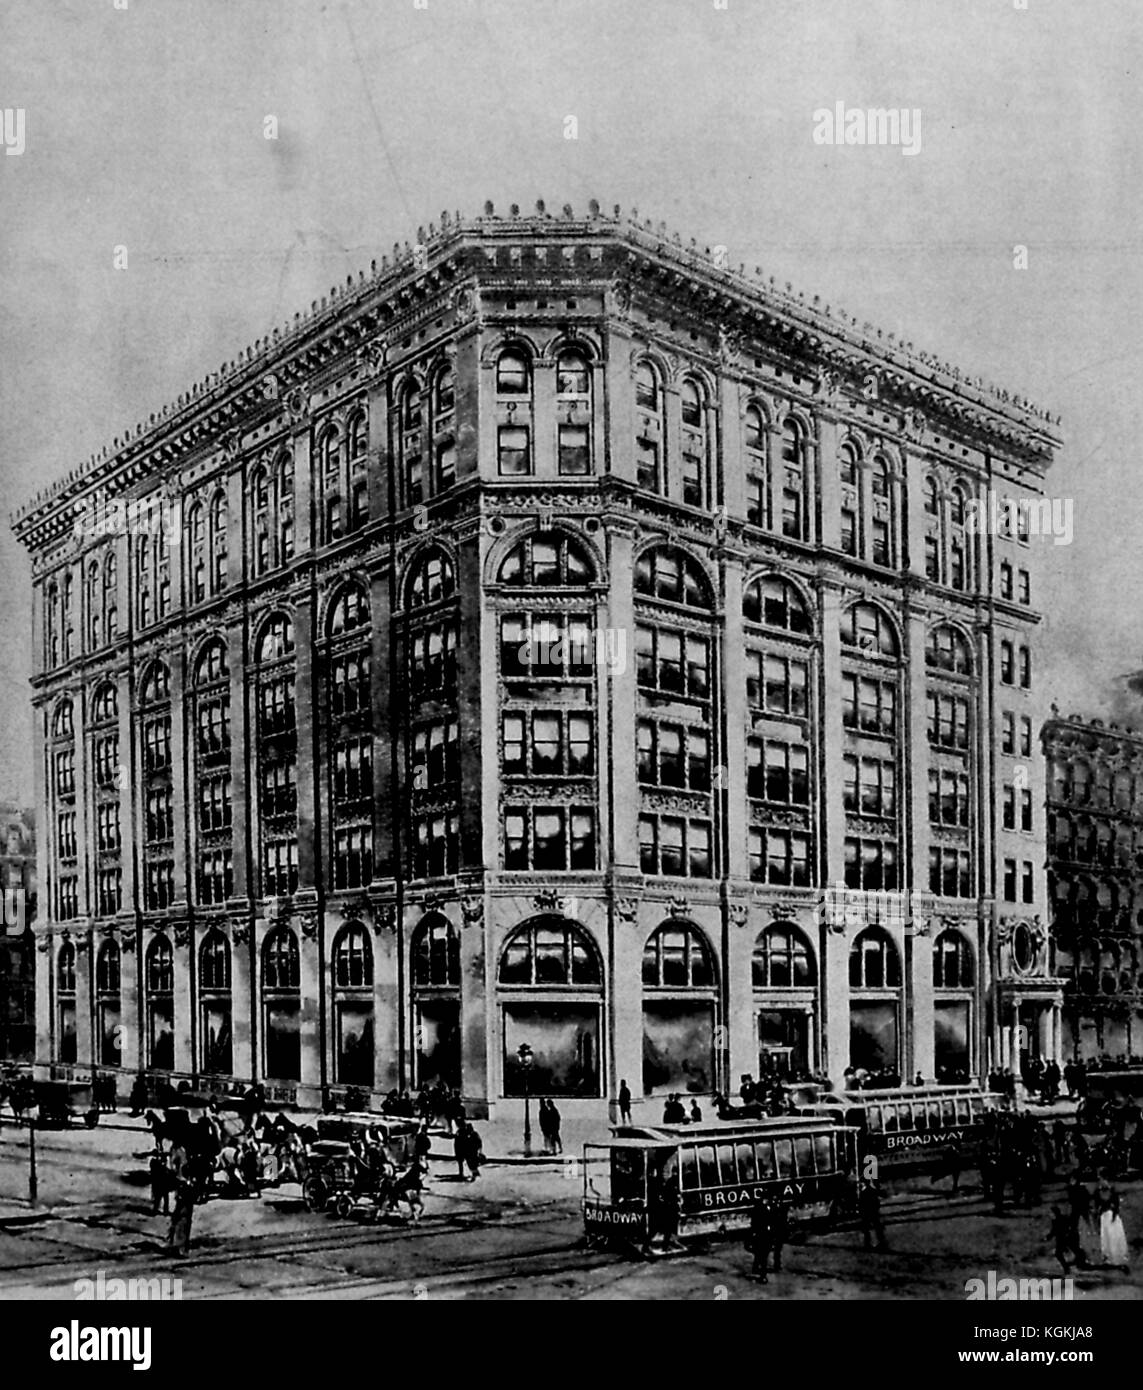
[301,1114,419,1212]
[34,1080,99,1129]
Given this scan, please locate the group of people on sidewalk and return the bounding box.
[1047,1176,1130,1272]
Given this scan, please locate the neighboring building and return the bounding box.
[0,803,36,1062]
[11,203,1063,1117]
[1044,712,1143,1062]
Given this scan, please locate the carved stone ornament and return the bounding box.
[452,287,478,324]
[356,338,388,375]
[461,897,484,930]
[120,932,136,954]
[729,903,750,929]
[533,890,570,915]
[910,915,932,938]
[902,407,926,443]
[223,430,243,461]
[373,904,398,936]
[614,897,640,923]
[173,921,191,950]
[298,912,319,942]
[768,902,797,924]
[36,935,51,955]
[666,894,691,920]
[338,895,374,922]
[718,325,743,367]
[232,921,251,947]
[285,386,309,424]
[816,368,842,403]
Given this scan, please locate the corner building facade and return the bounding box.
[1044,714,1143,1061]
[13,206,1064,1119]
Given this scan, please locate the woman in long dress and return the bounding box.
[166,1176,196,1256]
[1097,1180,1129,1269]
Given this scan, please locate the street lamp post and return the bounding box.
[517,1043,534,1156]
[27,1106,38,1205]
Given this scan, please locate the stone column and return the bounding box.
[910,925,936,1082]
[372,911,400,1097]
[721,555,749,882]
[602,327,635,484]
[819,579,847,886]
[230,917,253,1083]
[292,423,314,556]
[905,600,931,895]
[171,927,193,1075]
[297,909,322,1102]
[605,522,640,872]
[460,898,489,1111]
[718,376,743,518]
[533,359,556,478]
[293,605,318,889]
[726,906,757,1094]
[456,526,486,871]
[169,653,189,909]
[369,564,395,880]
[35,935,51,1075]
[818,414,842,550]
[75,931,94,1068]
[903,443,928,578]
[611,901,645,1107]
[118,931,141,1076]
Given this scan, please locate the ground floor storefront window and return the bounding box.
[642,922,718,1096]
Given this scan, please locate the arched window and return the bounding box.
[556,350,592,476]
[319,426,343,543]
[779,417,807,539]
[635,359,665,494]
[333,923,374,1086]
[277,453,294,562]
[753,926,817,1078]
[96,940,122,1066]
[57,941,77,1064]
[926,625,972,675]
[200,930,232,1075]
[679,378,708,508]
[194,640,228,687]
[557,350,590,400]
[634,546,713,609]
[400,378,425,507]
[839,441,859,485]
[256,614,294,663]
[102,552,118,642]
[407,549,456,609]
[497,532,594,587]
[948,484,970,590]
[753,926,816,988]
[348,410,368,465]
[498,916,603,1098]
[496,348,530,396]
[642,922,715,988]
[933,930,974,989]
[642,921,717,1096]
[429,366,456,493]
[841,602,899,658]
[412,913,460,988]
[411,914,460,1088]
[849,929,901,988]
[53,698,74,738]
[743,575,812,632]
[210,490,228,591]
[140,660,171,705]
[91,682,117,724]
[251,464,270,576]
[146,935,174,1070]
[500,917,602,986]
[262,926,300,1081]
[924,475,940,515]
[328,584,369,638]
[744,404,768,526]
[932,929,974,1081]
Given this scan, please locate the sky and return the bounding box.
[1,0,1141,806]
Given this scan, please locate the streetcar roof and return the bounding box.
[611,1117,852,1141]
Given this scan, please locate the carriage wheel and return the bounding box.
[333,1193,353,1219]
[302,1177,327,1212]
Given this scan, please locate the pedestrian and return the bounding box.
[1046,1205,1075,1274]
[547,1099,562,1154]
[689,1098,702,1124]
[129,1073,149,1118]
[1097,1180,1129,1269]
[618,1079,632,1125]
[770,1201,789,1272]
[149,1151,171,1216]
[537,1098,552,1154]
[858,1179,887,1252]
[463,1122,484,1181]
[166,1176,196,1256]
[414,1120,432,1163]
[453,1122,467,1180]
[747,1199,774,1282]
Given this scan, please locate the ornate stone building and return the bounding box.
[1044,713,1143,1061]
[0,803,36,1062]
[11,202,1063,1117]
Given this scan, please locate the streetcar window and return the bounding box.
[773,1139,793,1178]
[612,1149,645,1201]
[867,1105,883,1133]
[814,1134,833,1172]
[718,1144,738,1186]
[913,1103,928,1132]
[941,1100,956,1127]
[955,1098,971,1125]
[679,1147,699,1190]
[794,1136,814,1176]
[927,1101,942,1128]
[736,1142,758,1183]
[969,1096,982,1120]
[755,1141,776,1179]
[698,1146,719,1189]
[883,1105,899,1132]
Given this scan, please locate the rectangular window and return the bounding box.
[746,475,766,526]
[748,739,809,805]
[747,827,812,887]
[842,674,897,736]
[844,837,899,891]
[1021,861,1034,903]
[435,441,457,491]
[1020,789,1033,832]
[681,451,705,509]
[558,424,591,476]
[1017,569,1030,605]
[925,535,940,582]
[333,826,373,890]
[781,489,802,539]
[636,625,709,701]
[502,806,595,872]
[841,509,857,556]
[498,425,531,476]
[871,518,890,567]
[1002,784,1015,830]
[1000,560,1013,600]
[640,815,712,878]
[1001,711,1015,754]
[927,692,970,750]
[1000,640,1014,685]
[1019,717,1033,757]
[636,438,661,493]
[1003,858,1017,902]
[1018,646,1031,689]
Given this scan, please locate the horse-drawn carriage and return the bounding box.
[33,1080,100,1129]
[300,1114,422,1218]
